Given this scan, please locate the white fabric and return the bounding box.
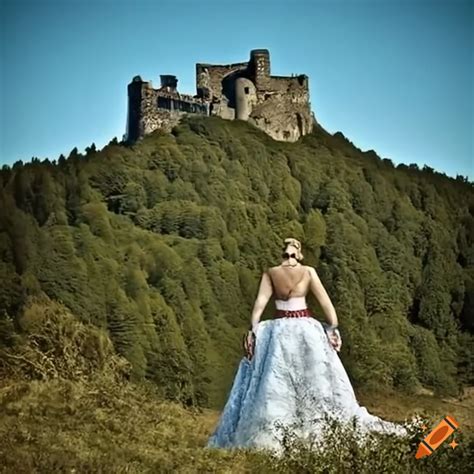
[206,298,407,453]
[274,296,307,310]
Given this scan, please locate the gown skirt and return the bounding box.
[206,308,407,453]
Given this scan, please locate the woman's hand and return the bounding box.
[328,330,342,352]
[243,330,256,361]
[322,323,342,352]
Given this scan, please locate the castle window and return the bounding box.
[244,87,250,95]
[158,96,170,109]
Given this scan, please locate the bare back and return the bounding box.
[267,265,312,301]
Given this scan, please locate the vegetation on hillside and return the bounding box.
[0,116,473,412]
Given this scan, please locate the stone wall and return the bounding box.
[127,49,314,143]
[248,74,312,142]
[126,77,208,141]
[196,62,248,100]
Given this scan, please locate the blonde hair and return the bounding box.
[283,237,304,261]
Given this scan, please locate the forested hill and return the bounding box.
[0,116,473,409]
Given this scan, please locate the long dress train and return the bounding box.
[206,296,407,453]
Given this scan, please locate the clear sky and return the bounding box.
[1,0,473,180]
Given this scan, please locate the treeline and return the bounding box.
[0,116,473,408]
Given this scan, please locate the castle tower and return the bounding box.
[235,77,256,121]
[126,75,145,143]
[249,49,270,90]
[160,75,178,92]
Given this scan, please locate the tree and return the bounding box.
[85,143,97,155]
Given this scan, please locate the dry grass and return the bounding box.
[1,299,473,473]
[0,377,254,473]
[1,377,473,473]
[357,386,474,432]
[0,378,474,474]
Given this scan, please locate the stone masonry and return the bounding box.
[126,49,313,143]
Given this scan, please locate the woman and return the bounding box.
[206,237,407,453]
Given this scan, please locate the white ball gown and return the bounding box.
[206,296,407,453]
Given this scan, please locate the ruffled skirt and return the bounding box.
[206,317,406,453]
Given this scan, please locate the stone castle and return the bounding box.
[125,49,314,143]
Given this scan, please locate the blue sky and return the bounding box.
[1,0,472,179]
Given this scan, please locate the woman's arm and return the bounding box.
[249,271,273,331]
[309,267,338,327]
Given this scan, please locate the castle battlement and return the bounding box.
[126,49,313,143]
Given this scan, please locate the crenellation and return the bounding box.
[126,49,313,143]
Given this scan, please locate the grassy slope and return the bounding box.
[1,375,473,473]
[1,298,472,472]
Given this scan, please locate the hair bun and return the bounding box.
[283,237,304,261]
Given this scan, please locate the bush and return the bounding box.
[250,414,474,474]
[0,297,131,383]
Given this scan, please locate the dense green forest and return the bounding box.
[0,116,473,409]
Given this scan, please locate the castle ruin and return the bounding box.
[126,49,313,143]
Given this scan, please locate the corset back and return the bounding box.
[274,296,307,311]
